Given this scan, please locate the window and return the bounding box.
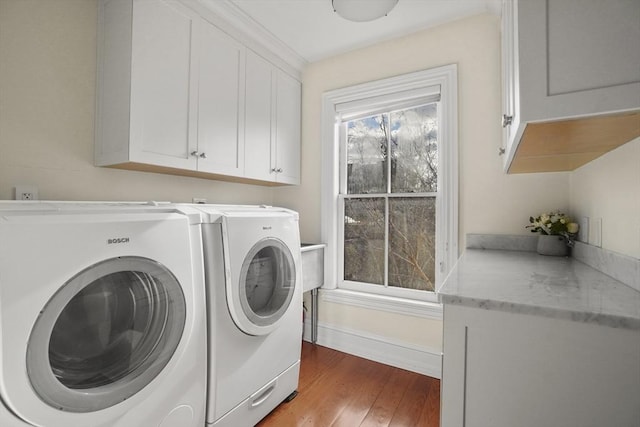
[340,104,438,292]
[321,66,458,303]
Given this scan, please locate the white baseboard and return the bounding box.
[303,319,442,379]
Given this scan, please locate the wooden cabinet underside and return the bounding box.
[509,111,640,173]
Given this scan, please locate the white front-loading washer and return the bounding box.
[0,202,207,427]
[196,205,302,427]
[0,400,31,427]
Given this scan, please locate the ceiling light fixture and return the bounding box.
[332,0,399,22]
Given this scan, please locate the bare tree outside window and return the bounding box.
[342,103,438,292]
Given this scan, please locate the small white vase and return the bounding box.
[536,234,569,256]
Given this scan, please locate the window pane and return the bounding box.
[390,104,438,193]
[344,198,385,285]
[388,197,436,291]
[346,115,388,194]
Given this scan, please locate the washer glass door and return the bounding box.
[26,256,186,413]
[237,238,296,333]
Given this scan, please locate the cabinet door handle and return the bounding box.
[190,151,200,157]
[199,152,207,159]
[271,168,283,173]
[498,147,506,156]
[502,114,513,127]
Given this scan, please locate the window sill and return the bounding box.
[320,289,443,320]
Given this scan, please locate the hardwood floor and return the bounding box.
[258,342,440,427]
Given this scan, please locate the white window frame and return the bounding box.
[321,65,458,304]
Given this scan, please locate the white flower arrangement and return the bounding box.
[526,211,579,236]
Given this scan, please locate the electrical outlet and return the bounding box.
[578,217,589,243]
[14,185,38,201]
[591,217,602,248]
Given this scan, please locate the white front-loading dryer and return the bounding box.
[0,202,207,427]
[196,205,302,427]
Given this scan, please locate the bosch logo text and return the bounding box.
[108,237,130,244]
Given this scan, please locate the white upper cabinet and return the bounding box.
[501,0,640,173]
[96,0,199,170]
[197,22,245,177]
[275,71,302,185]
[244,50,301,185]
[244,51,274,182]
[95,0,301,185]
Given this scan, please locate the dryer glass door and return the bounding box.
[26,256,186,413]
[238,238,295,332]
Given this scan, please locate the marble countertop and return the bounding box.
[437,249,640,330]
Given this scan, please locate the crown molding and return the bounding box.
[184,0,307,76]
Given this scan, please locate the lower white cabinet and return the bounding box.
[441,304,640,427]
[244,50,301,185]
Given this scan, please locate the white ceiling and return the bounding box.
[225,0,502,63]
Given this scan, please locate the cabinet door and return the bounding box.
[244,51,275,182]
[197,21,245,176]
[129,0,198,170]
[518,0,640,122]
[441,304,640,427]
[275,71,301,185]
[500,0,522,170]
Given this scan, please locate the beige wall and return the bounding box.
[278,14,571,350]
[0,0,273,205]
[275,13,571,246]
[319,300,443,350]
[570,137,640,259]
